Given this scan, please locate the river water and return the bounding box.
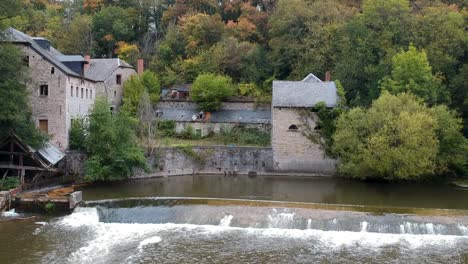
[1,175,468,263]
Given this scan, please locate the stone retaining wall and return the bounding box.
[133,146,274,178]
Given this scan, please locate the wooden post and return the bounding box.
[19,154,25,185]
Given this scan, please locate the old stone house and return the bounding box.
[272,73,338,174]
[156,100,271,137]
[4,28,138,150]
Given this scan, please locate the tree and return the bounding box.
[380,44,446,104]
[179,13,224,56]
[333,92,466,180]
[0,42,45,147]
[334,0,412,105]
[54,14,93,55]
[85,98,146,182]
[69,118,87,151]
[92,6,135,57]
[121,70,161,116]
[137,91,157,155]
[191,73,236,111]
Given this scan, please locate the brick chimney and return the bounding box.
[84,55,91,71]
[137,58,144,74]
[325,71,331,82]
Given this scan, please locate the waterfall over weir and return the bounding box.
[80,197,468,236]
[44,197,468,264]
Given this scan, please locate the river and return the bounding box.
[1,175,468,263]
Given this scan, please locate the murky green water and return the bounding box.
[1,175,468,264]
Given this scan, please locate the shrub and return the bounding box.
[191,73,236,111]
[0,177,19,190]
[333,92,467,180]
[85,98,147,182]
[69,118,87,151]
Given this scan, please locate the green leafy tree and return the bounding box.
[85,98,146,182]
[0,43,45,147]
[334,0,412,105]
[333,92,466,180]
[92,6,135,57]
[179,13,224,56]
[69,118,87,151]
[191,73,236,111]
[380,44,446,104]
[122,70,161,116]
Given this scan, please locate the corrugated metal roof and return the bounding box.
[272,75,338,108]
[36,143,65,166]
[85,58,133,81]
[158,109,271,124]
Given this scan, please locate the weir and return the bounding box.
[80,197,468,236]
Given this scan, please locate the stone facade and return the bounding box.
[271,108,336,174]
[11,33,136,150]
[271,74,338,175]
[135,146,274,178]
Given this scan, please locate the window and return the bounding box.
[39,119,48,133]
[23,56,29,67]
[116,74,122,85]
[71,86,73,97]
[86,89,88,99]
[39,85,48,96]
[110,106,115,112]
[288,125,298,131]
[51,67,55,74]
[76,87,79,97]
[90,89,93,99]
[114,90,117,97]
[81,88,84,98]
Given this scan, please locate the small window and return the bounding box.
[40,85,48,96]
[110,106,115,112]
[71,86,73,97]
[23,56,29,67]
[288,125,298,131]
[39,119,48,133]
[81,88,84,98]
[76,87,79,97]
[114,90,117,97]
[90,89,93,99]
[51,67,55,74]
[86,89,88,99]
[116,74,122,85]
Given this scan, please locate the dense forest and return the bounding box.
[0,0,467,181]
[2,0,466,108]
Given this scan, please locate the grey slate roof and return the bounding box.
[158,109,271,124]
[272,75,338,108]
[4,28,88,80]
[85,58,133,81]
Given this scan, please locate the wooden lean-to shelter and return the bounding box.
[0,134,64,189]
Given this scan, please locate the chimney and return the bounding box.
[84,55,91,71]
[137,58,144,74]
[325,71,331,82]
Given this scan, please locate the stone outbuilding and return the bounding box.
[271,73,338,174]
[3,28,137,150]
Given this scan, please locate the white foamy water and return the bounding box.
[360,221,368,232]
[50,207,468,264]
[138,236,162,251]
[1,208,19,217]
[219,214,233,227]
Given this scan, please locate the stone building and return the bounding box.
[156,100,271,137]
[4,28,137,150]
[271,73,338,174]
